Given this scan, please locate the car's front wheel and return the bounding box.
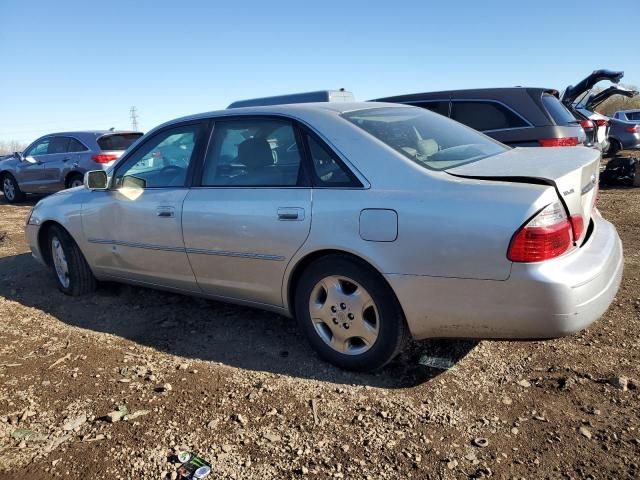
[2,174,26,203]
[48,225,96,296]
[295,255,408,371]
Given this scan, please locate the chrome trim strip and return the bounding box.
[87,238,284,261]
[185,247,285,261]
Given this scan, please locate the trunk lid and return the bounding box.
[583,85,638,110]
[562,69,624,106]
[446,147,600,230]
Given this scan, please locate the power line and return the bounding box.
[129,106,139,131]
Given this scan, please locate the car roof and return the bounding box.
[42,130,142,137]
[154,102,409,130]
[373,87,557,103]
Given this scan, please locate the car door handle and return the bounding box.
[63,157,71,162]
[277,207,305,221]
[157,206,175,218]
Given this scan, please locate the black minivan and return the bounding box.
[374,88,587,148]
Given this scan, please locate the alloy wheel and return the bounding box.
[308,275,380,355]
[3,178,15,201]
[51,236,70,288]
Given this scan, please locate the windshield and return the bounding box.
[342,107,508,170]
[97,133,143,151]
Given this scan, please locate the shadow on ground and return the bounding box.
[0,253,478,388]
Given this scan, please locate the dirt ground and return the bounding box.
[0,164,638,479]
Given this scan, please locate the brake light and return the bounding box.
[580,120,594,129]
[538,137,580,147]
[595,119,608,127]
[92,154,118,163]
[508,202,573,262]
[625,125,639,133]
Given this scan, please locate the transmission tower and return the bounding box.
[129,106,139,131]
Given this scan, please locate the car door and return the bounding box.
[14,137,51,192]
[40,136,72,191]
[81,121,208,291]
[182,117,312,307]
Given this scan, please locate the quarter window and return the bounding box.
[68,138,88,152]
[306,134,356,186]
[201,119,302,187]
[114,124,200,189]
[451,101,528,131]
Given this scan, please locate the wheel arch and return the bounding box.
[64,170,84,188]
[37,220,69,266]
[285,248,407,322]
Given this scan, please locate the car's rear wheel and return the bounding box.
[608,138,622,156]
[2,174,26,203]
[48,225,96,296]
[66,173,84,189]
[295,255,408,371]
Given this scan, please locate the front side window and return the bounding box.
[343,106,508,171]
[201,119,302,187]
[114,124,199,189]
[25,138,51,156]
[451,101,528,131]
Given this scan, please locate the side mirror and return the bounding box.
[13,152,23,161]
[84,170,109,190]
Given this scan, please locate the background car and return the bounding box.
[573,86,638,154]
[373,88,588,148]
[25,102,622,371]
[0,130,143,203]
[608,116,640,155]
[613,109,640,122]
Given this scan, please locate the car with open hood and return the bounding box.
[25,102,623,371]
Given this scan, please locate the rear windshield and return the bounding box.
[97,133,143,151]
[342,107,508,171]
[626,111,640,121]
[541,94,577,126]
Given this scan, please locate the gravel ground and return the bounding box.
[0,165,638,479]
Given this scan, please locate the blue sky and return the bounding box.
[1,0,638,143]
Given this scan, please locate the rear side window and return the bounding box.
[410,101,450,117]
[68,138,88,152]
[201,119,302,187]
[541,94,576,125]
[451,101,528,131]
[97,133,143,151]
[48,137,69,154]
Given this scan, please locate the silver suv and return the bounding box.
[0,130,142,203]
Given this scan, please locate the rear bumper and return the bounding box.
[386,213,623,340]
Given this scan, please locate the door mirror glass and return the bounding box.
[24,156,38,164]
[85,170,108,190]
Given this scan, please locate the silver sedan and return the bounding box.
[25,103,623,371]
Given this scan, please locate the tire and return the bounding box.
[608,139,622,157]
[47,224,96,296]
[2,173,26,203]
[66,173,84,189]
[294,255,408,371]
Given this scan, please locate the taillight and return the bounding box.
[508,202,573,262]
[92,154,118,164]
[595,119,608,127]
[625,125,639,133]
[580,120,594,129]
[538,137,580,147]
